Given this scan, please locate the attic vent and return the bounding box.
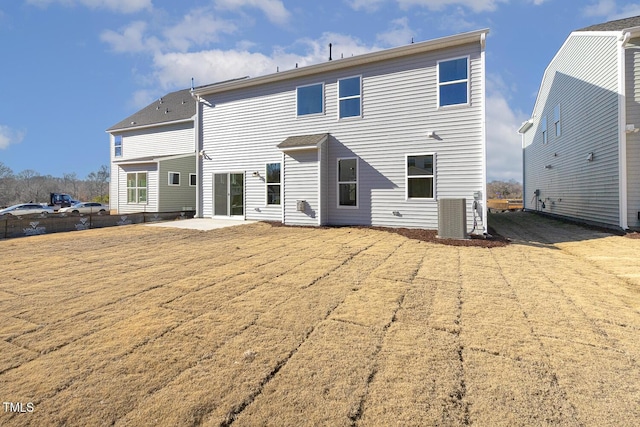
[438,198,467,239]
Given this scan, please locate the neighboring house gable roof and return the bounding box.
[107,88,195,132]
[577,15,640,32]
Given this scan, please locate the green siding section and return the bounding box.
[158,155,197,212]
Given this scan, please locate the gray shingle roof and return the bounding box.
[107,88,195,132]
[277,133,329,150]
[578,15,640,32]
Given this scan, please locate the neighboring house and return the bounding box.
[191,29,489,233]
[519,15,640,230]
[107,88,197,214]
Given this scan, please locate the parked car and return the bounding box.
[0,203,55,216]
[58,202,109,214]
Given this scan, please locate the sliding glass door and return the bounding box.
[213,173,244,217]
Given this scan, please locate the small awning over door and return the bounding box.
[277,133,329,151]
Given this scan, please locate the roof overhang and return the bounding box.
[518,120,533,134]
[277,133,329,151]
[107,117,194,134]
[113,152,195,165]
[192,28,489,97]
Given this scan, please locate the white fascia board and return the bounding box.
[107,117,195,134]
[192,29,489,97]
[518,120,533,134]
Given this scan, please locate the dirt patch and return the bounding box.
[265,221,510,248]
[1,217,639,426]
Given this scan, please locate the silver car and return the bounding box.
[58,202,109,214]
[0,203,55,216]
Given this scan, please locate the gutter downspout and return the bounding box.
[618,31,630,230]
[191,91,203,218]
[480,31,488,234]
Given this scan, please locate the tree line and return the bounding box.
[486,179,522,199]
[0,162,109,208]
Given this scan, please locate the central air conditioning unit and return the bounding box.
[438,198,467,239]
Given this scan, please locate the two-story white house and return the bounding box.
[107,88,197,214]
[191,29,489,233]
[519,15,640,230]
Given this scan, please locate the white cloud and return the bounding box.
[214,0,291,25]
[583,1,640,20]
[347,0,387,12]
[147,32,377,90]
[583,0,616,17]
[0,125,26,150]
[485,75,527,182]
[376,17,415,47]
[396,0,507,12]
[25,0,152,14]
[100,21,155,53]
[163,10,237,52]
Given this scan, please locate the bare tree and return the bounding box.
[0,162,16,207]
[487,179,523,199]
[86,165,110,203]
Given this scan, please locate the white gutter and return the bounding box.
[480,31,488,234]
[617,29,635,230]
[191,92,203,218]
[107,117,194,134]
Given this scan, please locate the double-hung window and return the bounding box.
[338,158,358,207]
[554,104,561,137]
[114,135,122,157]
[189,174,197,187]
[297,83,324,116]
[338,76,361,118]
[407,155,435,199]
[438,57,469,107]
[266,163,281,205]
[127,172,147,204]
[168,172,180,186]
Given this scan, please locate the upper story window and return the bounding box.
[114,135,123,157]
[542,116,548,144]
[266,163,281,205]
[297,83,324,116]
[190,174,197,187]
[338,76,362,118]
[338,158,358,207]
[168,172,180,186]
[407,154,435,199]
[554,104,561,137]
[438,57,469,107]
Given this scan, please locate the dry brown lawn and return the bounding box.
[1,212,639,426]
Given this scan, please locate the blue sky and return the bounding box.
[1,0,640,182]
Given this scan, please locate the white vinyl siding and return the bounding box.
[113,122,193,160]
[283,150,320,226]
[523,34,620,227]
[626,42,640,229]
[117,165,158,213]
[200,40,485,230]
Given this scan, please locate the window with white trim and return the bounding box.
[338,76,361,118]
[438,57,469,107]
[266,163,281,205]
[189,174,197,187]
[542,116,548,144]
[406,154,434,199]
[554,104,561,137]
[127,172,147,204]
[338,158,358,207]
[297,83,324,116]
[168,172,180,186]
[114,135,122,157]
